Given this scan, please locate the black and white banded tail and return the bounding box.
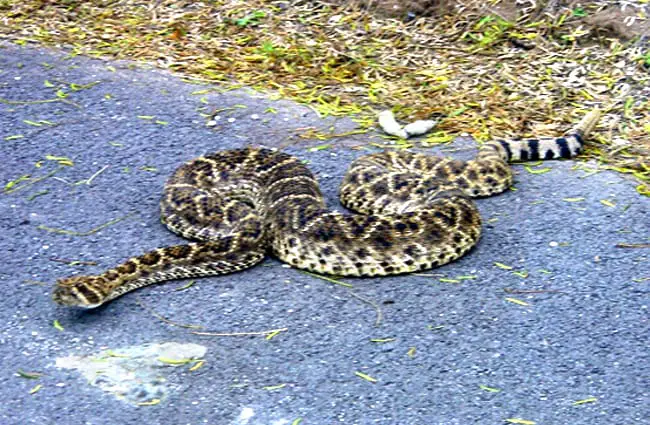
[489,108,601,162]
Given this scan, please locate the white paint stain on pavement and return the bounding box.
[56,341,206,405]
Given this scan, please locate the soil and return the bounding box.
[339,0,650,40]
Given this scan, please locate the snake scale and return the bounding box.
[52,109,600,308]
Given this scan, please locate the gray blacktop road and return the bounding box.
[0,41,648,425]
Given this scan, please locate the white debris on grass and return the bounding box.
[377,110,437,140]
[377,110,408,139]
[403,119,437,136]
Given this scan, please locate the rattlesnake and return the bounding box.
[52,109,600,308]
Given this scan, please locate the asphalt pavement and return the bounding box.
[0,41,648,425]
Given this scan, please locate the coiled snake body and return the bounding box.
[53,109,600,308]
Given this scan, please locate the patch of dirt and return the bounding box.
[581,7,650,40]
[339,0,650,40]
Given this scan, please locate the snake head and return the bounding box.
[52,276,108,308]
